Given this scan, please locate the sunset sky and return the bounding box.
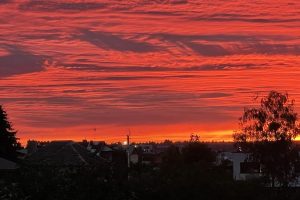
[1,0,300,144]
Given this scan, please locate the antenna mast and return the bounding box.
[127,129,131,168]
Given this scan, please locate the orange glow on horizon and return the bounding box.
[19,129,235,145]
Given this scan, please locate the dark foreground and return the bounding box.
[1,141,300,200]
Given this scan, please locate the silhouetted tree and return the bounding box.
[162,139,173,145]
[233,91,300,187]
[190,133,200,142]
[162,145,181,165]
[0,105,20,160]
[182,141,215,164]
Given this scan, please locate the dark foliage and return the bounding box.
[1,141,300,199]
[182,141,216,164]
[0,105,21,160]
[233,91,300,187]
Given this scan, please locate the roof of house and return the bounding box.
[0,157,18,170]
[17,149,28,154]
[101,146,113,152]
[26,141,105,166]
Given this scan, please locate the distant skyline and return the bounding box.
[1,0,300,144]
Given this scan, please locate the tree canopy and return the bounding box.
[234,91,300,143]
[0,105,21,160]
[233,91,300,187]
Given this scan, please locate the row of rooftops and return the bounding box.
[1,140,235,170]
[2,140,300,171]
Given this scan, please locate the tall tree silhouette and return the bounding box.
[233,91,300,187]
[0,105,20,160]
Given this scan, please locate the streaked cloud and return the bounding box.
[75,30,158,52]
[1,0,300,142]
[19,0,107,12]
[0,46,46,77]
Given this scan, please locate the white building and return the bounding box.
[218,152,300,186]
[217,152,260,181]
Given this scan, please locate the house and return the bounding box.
[140,144,155,154]
[86,141,113,161]
[0,157,18,171]
[216,152,260,181]
[16,148,28,159]
[230,153,260,181]
[217,151,300,187]
[26,140,38,155]
[26,140,50,155]
[0,157,18,180]
[87,141,106,153]
[130,153,139,164]
[26,141,104,167]
[129,144,168,165]
[99,145,113,162]
[155,143,172,154]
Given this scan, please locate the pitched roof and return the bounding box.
[26,141,104,166]
[0,157,18,170]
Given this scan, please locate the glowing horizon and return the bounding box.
[1,0,300,145]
